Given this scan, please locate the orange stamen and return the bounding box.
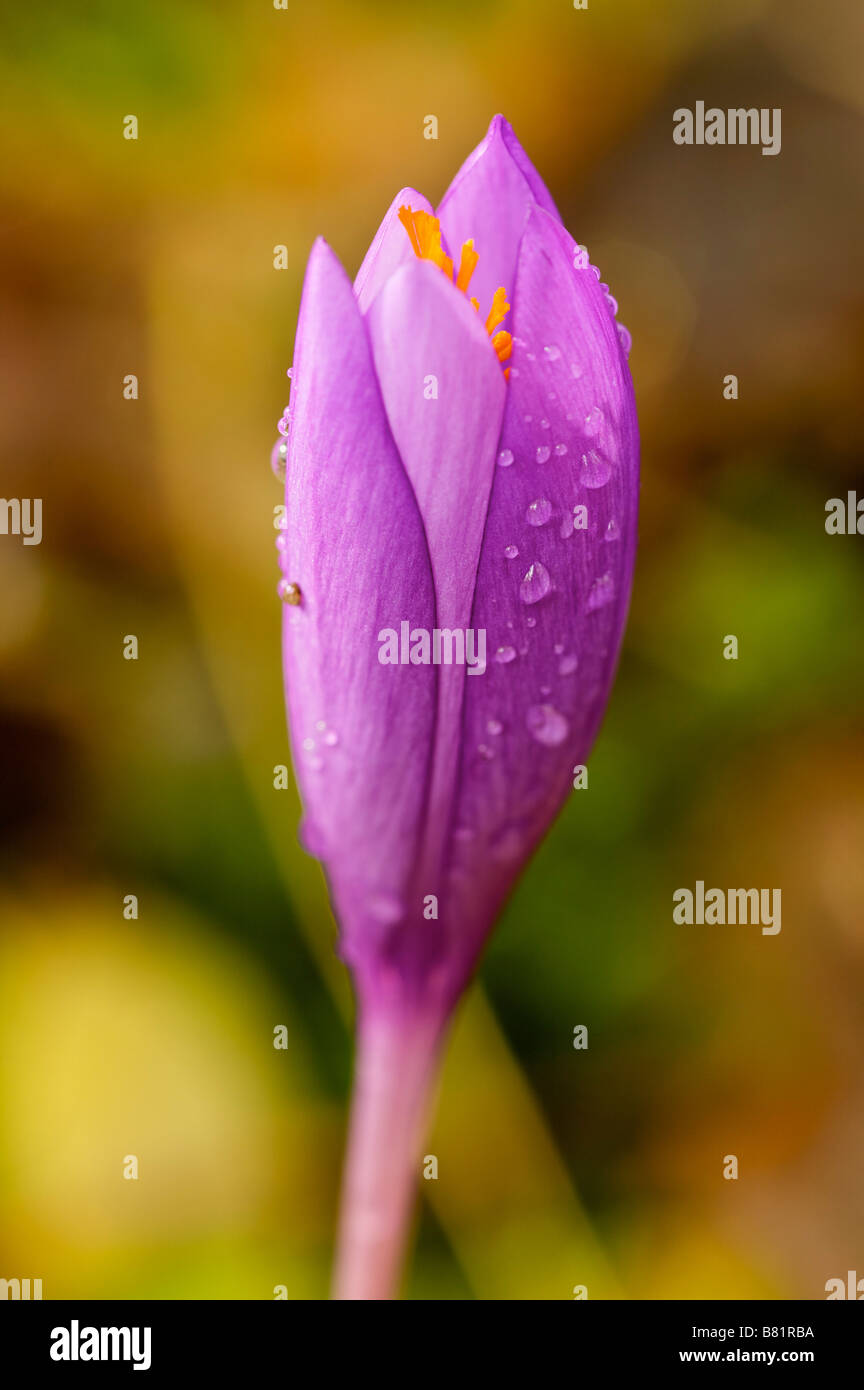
[485,287,510,336]
[455,238,479,293]
[398,205,511,377]
[492,330,513,364]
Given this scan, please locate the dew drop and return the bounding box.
[539,417,550,430]
[554,443,568,456]
[526,351,536,361]
[586,573,615,612]
[498,448,514,468]
[558,653,579,675]
[570,362,583,379]
[526,497,552,526]
[323,730,339,746]
[523,414,533,424]
[271,438,288,482]
[301,737,315,752]
[520,562,551,604]
[535,445,551,463]
[509,367,520,377]
[495,644,517,664]
[275,533,288,552]
[604,518,619,542]
[526,615,537,628]
[553,642,565,655]
[526,703,570,747]
[560,515,574,539]
[504,543,519,559]
[491,825,523,862]
[580,449,612,489]
[584,406,604,437]
[315,719,327,733]
[543,344,561,361]
[477,743,495,761]
[369,893,404,925]
[278,578,303,604]
[487,718,503,736]
[617,323,633,356]
[604,292,619,317]
[299,818,325,857]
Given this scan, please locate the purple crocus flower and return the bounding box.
[275,115,639,1299]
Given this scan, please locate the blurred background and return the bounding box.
[1,0,862,1299]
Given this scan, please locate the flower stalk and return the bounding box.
[333,1003,449,1300]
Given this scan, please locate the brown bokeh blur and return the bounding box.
[0,0,862,1298]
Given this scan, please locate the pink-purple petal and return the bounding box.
[436,114,562,320]
[354,186,434,315]
[441,204,639,979]
[366,258,506,893]
[281,238,438,967]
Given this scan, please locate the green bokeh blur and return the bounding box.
[1,0,862,1299]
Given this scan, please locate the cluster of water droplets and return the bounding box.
[270,367,294,484]
[572,243,632,359]
[299,716,339,773]
[477,318,629,775]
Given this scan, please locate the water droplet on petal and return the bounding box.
[560,515,574,539]
[487,718,503,736]
[554,443,568,456]
[584,406,604,437]
[278,579,303,604]
[539,417,550,430]
[315,719,327,733]
[535,445,551,463]
[526,703,570,747]
[604,292,619,316]
[554,642,565,655]
[299,818,325,857]
[605,518,619,542]
[580,449,612,489]
[323,730,338,746]
[271,438,288,482]
[617,323,633,356]
[559,653,579,675]
[526,615,537,628]
[586,573,615,612]
[369,893,404,925]
[526,498,552,526]
[491,825,523,862]
[498,448,514,468]
[477,743,495,761]
[520,562,552,604]
[543,344,561,361]
[523,414,533,424]
[495,644,517,664]
[504,543,519,559]
[301,737,315,752]
[570,362,583,379]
